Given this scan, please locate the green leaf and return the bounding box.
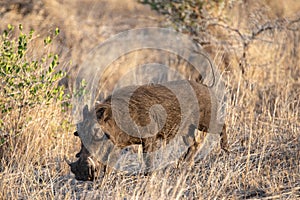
[19,24,23,31]
[3,30,8,37]
[0,138,5,145]
[44,36,52,45]
[55,28,60,36]
[7,24,14,31]
[29,29,34,39]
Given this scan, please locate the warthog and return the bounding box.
[68,80,228,181]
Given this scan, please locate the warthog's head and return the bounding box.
[67,131,102,181]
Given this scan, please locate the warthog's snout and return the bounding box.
[66,131,98,181]
[68,157,95,181]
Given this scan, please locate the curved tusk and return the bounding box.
[87,157,96,169]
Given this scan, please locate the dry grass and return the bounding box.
[0,0,300,199]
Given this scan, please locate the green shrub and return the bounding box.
[0,24,68,146]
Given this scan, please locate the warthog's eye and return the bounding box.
[96,107,105,119]
[95,104,111,122]
[104,132,110,139]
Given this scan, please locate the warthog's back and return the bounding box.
[96,80,224,152]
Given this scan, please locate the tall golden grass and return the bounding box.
[0,0,299,199]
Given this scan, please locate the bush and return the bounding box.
[140,0,224,34]
[0,24,69,160]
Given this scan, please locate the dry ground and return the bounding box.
[0,0,299,199]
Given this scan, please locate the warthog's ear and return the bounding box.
[82,104,89,116]
[95,104,111,122]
